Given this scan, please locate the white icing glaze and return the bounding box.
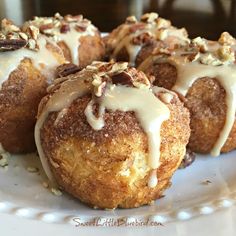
[84,100,105,130]
[112,26,143,66]
[0,35,62,88]
[54,108,68,125]
[148,169,158,188]
[159,92,174,104]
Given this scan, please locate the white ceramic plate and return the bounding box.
[0,151,236,236]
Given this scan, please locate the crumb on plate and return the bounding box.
[201,180,212,185]
[51,187,62,196]
[27,166,39,173]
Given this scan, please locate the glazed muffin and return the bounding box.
[105,12,189,66]
[35,61,190,209]
[23,13,105,69]
[0,18,66,153]
[0,13,105,153]
[138,32,236,155]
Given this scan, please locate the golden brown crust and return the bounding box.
[145,62,177,90]
[186,77,236,153]
[39,83,190,208]
[135,40,161,67]
[0,59,48,153]
[0,42,65,153]
[78,34,105,69]
[56,41,71,62]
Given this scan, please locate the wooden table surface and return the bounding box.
[0,0,235,39]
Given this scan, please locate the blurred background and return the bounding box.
[0,0,235,39]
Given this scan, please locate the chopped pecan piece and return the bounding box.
[28,25,39,40]
[39,23,54,33]
[129,23,146,33]
[75,24,86,32]
[181,51,200,62]
[109,62,128,74]
[132,32,152,45]
[0,33,5,40]
[97,62,114,74]
[126,16,137,24]
[19,32,28,40]
[54,12,63,20]
[156,17,171,28]
[81,19,90,25]
[152,47,172,56]
[217,45,235,63]
[28,39,37,50]
[141,13,158,23]
[192,37,208,53]
[200,53,223,66]
[179,149,196,169]
[111,71,133,85]
[218,32,236,46]
[65,14,83,23]
[0,39,27,51]
[131,70,151,89]
[94,81,106,97]
[56,63,80,77]
[1,18,20,33]
[60,24,70,33]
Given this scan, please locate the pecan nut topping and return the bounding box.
[132,32,152,45]
[56,63,81,77]
[60,24,70,33]
[129,23,146,33]
[0,38,27,51]
[179,149,196,169]
[111,71,133,85]
[75,24,86,32]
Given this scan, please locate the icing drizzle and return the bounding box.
[85,84,170,171]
